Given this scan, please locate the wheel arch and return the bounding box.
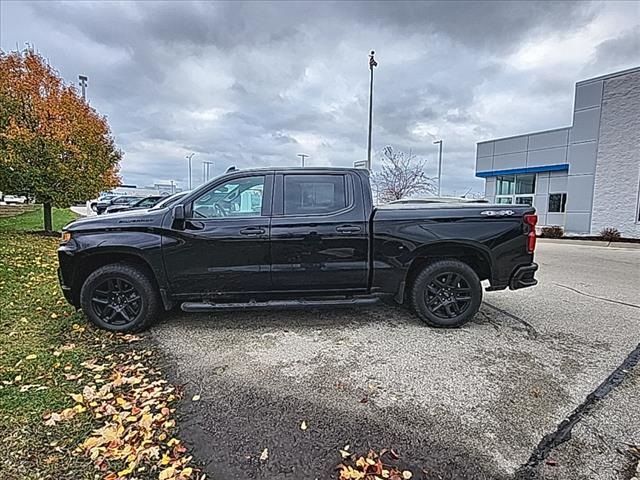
[402,241,492,303]
[72,249,171,310]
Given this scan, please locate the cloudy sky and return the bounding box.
[1,1,639,194]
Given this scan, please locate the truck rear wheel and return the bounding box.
[80,263,160,332]
[410,259,482,328]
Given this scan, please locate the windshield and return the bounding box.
[150,191,188,210]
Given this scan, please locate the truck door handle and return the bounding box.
[336,225,361,234]
[240,227,265,236]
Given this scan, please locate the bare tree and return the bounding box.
[372,146,436,203]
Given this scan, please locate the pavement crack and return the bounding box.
[514,342,640,480]
[555,283,640,309]
[482,302,539,339]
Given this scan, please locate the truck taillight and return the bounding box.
[524,214,537,254]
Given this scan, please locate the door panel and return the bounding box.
[162,174,273,296]
[270,172,369,291]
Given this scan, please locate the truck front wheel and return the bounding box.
[80,263,160,332]
[410,259,482,328]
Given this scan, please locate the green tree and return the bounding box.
[0,49,121,231]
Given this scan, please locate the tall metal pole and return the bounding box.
[367,51,377,171]
[433,140,443,196]
[202,161,215,182]
[297,154,309,167]
[185,153,195,190]
[79,75,88,100]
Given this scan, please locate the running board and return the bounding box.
[181,297,380,312]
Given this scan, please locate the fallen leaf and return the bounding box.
[192,394,201,401]
[300,420,307,431]
[25,354,37,360]
[402,471,412,479]
[159,466,176,480]
[260,448,269,461]
[70,393,83,404]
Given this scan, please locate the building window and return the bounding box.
[495,174,535,205]
[548,193,567,213]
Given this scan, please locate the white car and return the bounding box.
[2,195,28,204]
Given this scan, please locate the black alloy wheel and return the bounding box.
[411,259,482,328]
[424,272,472,319]
[80,263,160,332]
[90,277,142,326]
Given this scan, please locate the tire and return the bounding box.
[410,259,482,328]
[80,263,160,332]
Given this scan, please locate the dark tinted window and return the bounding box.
[548,193,567,213]
[136,197,161,207]
[113,196,137,205]
[515,174,535,194]
[284,174,347,215]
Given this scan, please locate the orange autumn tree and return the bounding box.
[0,49,121,231]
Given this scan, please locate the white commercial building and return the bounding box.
[475,67,640,238]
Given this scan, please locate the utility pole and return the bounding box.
[366,50,378,171]
[185,153,195,190]
[170,180,175,195]
[433,140,443,196]
[297,154,309,167]
[78,75,88,100]
[202,161,215,182]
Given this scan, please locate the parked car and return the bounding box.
[104,195,165,214]
[3,195,28,204]
[389,197,489,204]
[95,195,143,215]
[58,167,538,332]
[90,194,117,212]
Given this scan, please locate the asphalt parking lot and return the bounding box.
[151,240,640,480]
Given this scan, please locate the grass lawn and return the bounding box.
[0,208,194,479]
[0,205,78,233]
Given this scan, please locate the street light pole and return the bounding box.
[297,153,309,167]
[185,153,195,190]
[367,50,378,171]
[433,140,443,196]
[202,161,214,182]
[78,75,88,100]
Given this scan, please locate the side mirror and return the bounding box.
[173,204,185,221]
[172,204,185,229]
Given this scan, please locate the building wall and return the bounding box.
[476,66,640,238]
[478,129,571,227]
[590,70,640,238]
[563,77,603,233]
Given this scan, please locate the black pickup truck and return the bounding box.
[58,167,538,332]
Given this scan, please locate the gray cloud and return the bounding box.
[1,0,638,195]
[591,26,640,71]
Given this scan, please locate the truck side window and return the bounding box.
[284,174,347,215]
[193,175,265,219]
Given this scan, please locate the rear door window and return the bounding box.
[283,174,347,215]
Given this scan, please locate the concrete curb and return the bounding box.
[539,238,640,249]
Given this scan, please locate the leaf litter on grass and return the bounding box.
[43,346,201,480]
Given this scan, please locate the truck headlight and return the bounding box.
[60,231,72,244]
